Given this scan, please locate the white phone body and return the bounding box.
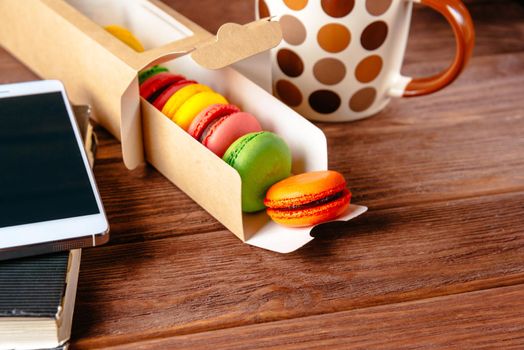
[0,80,109,260]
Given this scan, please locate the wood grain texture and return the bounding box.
[71,191,524,348]
[101,284,524,350]
[405,0,524,65]
[0,46,38,83]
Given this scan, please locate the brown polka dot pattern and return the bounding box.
[355,55,383,83]
[321,0,355,18]
[276,80,303,107]
[280,15,307,45]
[313,58,346,85]
[258,0,270,18]
[277,48,304,77]
[284,0,308,11]
[350,87,377,112]
[366,0,392,16]
[361,21,388,50]
[269,0,399,119]
[317,23,351,53]
[309,90,341,114]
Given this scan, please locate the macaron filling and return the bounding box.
[199,116,224,143]
[190,104,241,141]
[284,189,348,210]
[266,188,351,227]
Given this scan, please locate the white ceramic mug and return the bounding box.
[257,0,475,122]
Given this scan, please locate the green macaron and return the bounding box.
[223,131,292,213]
[138,65,169,84]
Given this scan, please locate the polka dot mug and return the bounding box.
[258,0,475,122]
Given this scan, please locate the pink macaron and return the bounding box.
[188,104,263,157]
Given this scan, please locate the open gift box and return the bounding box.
[0,0,367,253]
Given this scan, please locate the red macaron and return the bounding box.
[139,72,185,101]
[152,79,197,111]
[264,170,351,227]
[188,104,263,157]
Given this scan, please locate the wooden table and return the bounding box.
[2,0,524,348]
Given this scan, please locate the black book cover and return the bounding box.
[0,252,69,317]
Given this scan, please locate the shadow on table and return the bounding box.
[295,209,393,260]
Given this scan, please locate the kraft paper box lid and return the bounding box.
[0,0,281,170]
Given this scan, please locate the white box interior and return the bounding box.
[66,0,193,49]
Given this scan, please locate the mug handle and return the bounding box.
[389,0,475,97]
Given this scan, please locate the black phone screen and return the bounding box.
[0,92,100,228]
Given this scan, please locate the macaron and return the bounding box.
[104,25,145,52]
[223,132,292,212]
[138,65,169,84]
[152,79,197,111]
[188,104,263,157]
[139,72,185,101]
[173,91,228,131]
[264,170,352,227]
[162,83,212,121]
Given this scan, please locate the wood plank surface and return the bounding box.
[0,0,523,349]
[102,284,524,350]
[71,191,524,349]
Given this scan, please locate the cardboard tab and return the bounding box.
[246,205,368,253]
[191,19,282,69]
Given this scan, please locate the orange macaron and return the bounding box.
[264,170,351,227]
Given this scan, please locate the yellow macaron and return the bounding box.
[104,25,145,52]
[173,91,228,130]
[162,84,211,120]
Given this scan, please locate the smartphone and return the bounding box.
[0,80,109,260]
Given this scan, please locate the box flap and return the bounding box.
[133,18,281,72]
[191,19,282,70]
[246,205,368,253]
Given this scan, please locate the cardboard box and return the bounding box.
[0,0,367,253]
